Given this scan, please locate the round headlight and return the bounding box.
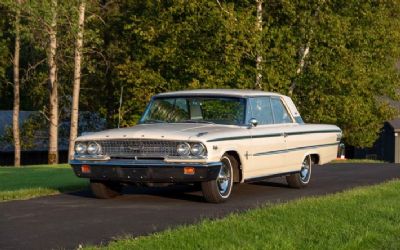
[87,142,101,155]
[75,142,87,154]
[177,142,190,156]
[190,143,205,156]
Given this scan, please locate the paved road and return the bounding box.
[0,163,399,250]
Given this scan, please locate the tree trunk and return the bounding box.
[288,2,323,96]
[12,0,22,167]
[48,0,58,164]
[289,44,310,96]
[68,0,86,160]
[255,0,263,89]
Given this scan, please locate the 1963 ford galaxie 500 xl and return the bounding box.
[70,89,341,203]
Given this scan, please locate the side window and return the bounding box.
[271,97,293,124]
[249,97,274,125]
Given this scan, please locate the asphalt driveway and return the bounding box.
[0,163,399,250]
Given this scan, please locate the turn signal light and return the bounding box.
[81,165,91,174]
[184,167,195,175]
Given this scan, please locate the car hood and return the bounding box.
[76,123,241,142]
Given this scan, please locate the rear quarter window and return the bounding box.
[271,97,293,124]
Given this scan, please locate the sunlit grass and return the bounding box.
[86,180,400,250]
[0,164,88,201]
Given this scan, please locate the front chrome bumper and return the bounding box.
[69,159,222,183]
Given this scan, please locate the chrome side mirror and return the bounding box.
[248,118,258,128]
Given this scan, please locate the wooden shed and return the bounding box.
[387,119,400,163]
[348,93,400,163]
[349,118,400,163]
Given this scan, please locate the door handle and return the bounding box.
[283,132,288,138]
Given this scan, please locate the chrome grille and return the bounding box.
[96,139,180,159]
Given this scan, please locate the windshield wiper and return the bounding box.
[143,119,167,124]
[177,120,215,124]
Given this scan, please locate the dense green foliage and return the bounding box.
[0,5,11,95]
[0,164,88,201]
[86,179,400,249]
[1,0,400,147]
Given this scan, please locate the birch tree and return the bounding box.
[288,1,324,96]
[68,0,86,160]
[47,0,59,164]
[255,0,263,89]
[12,0,22,167]
[288,44,309,96]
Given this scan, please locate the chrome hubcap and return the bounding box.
[300,157,311,183]
[217,162,231,194]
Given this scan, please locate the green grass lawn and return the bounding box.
[86,179,400,250]
[0,164,88,201]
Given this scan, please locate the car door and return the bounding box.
[246,96,287,178]
[269,96,298,172]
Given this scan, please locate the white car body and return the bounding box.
[70,89,341,202]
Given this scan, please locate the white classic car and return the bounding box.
[70,89,341,203]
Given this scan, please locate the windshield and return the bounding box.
[140,96,246,125]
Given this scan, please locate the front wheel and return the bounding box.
[90,180,122,199]
[201,154,235,203]
[286,155,312,188]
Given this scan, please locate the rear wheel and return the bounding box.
[90,180,122,199]
[201,154,235,203]
[286,155,312,188]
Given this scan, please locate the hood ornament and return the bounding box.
[197,132,208,137]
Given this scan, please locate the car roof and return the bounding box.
[155,89,283,98]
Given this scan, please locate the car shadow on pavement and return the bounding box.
[250,181,289,188]
[66,180,291,203]
[66,184,206,203]
[244,175,290,188]
[125,184,206,202]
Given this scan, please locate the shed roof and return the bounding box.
[388,118,400,131]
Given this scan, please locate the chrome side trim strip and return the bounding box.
[254,142,339,156]
[207,130,341,142]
